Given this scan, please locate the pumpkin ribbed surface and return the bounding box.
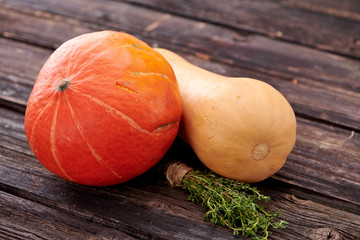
[24,31,182,186]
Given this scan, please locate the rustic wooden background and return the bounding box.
[0,0,359,239]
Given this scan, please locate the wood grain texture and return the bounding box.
[1,102,359,204]
[263,191,360,240]
[0,113,236,240]
[1,107,360,239]
[0,0,359,209]
[124,0,360,58]
[0,1,359,130]
[0,0,359,239]
[280,117,360,209]
[0,37,47,112]
[0,37,359,209]
[0,191,135,240]
[274,0,360,21]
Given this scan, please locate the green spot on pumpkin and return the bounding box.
[58,79,70,91]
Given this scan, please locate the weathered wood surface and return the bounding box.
[1,0,360,129]
[0,0,359,239]
[124,0,360,58]
[0,190,136,240]
[1,107,360,239]
[1,36,359,212]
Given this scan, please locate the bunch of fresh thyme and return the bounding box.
[166,162,287,240]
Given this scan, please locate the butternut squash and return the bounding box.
[155,48,296,183]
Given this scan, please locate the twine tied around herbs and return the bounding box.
[163,161,287,239]
[166,162,193,187]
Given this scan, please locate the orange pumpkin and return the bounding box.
[24,31,182,186]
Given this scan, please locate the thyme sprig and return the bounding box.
[179,168,287,239]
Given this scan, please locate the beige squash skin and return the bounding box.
[155,48,296,183]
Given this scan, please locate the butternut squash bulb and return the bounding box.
[155,48,296,183]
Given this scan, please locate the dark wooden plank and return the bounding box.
[0,107,359,239]
[0,38,47,80]
[0,37,49,113]
[0,1,358,239]
[1,0,359,89]
[276,0,360,21]
[124,0,360,58]
[1,38,359,137]
[0,156,236,240]
[0,0,359,207]
[0,95,26,113]
[0,36,359,209]
[1,100,359,211]
[279,117,360,209]
[0,6,95,49]
[7,104,358,215]
[1,35,359,195]
[0,191,135,240]
[0,114,236,239]
[0,3,359,130]
[261,190,360,240]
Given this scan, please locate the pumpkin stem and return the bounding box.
[58,79,70,91]
[252,143,270,161]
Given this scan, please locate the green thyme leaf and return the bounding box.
[181,170,287,239]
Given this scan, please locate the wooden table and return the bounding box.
[1,0,359,239]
